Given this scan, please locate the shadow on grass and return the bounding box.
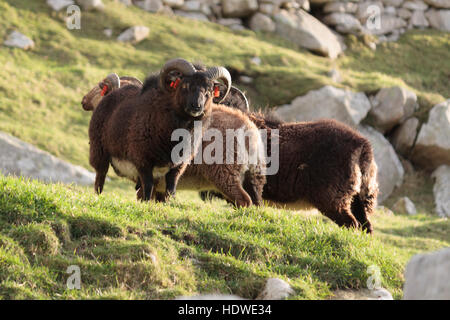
[379,220,450,244]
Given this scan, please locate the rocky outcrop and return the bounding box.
[117,26,150,43]
[368,86,418,133]
[359,125,404,203]
[431,165,450,217]
[0,132,95,186]
[411,100,450,170]
[273,9,345,59]
[3,31,35,50]
[390,117,419,156]
[119,0,450,52]
[47,0,75,11]
[404,247,450,300]
[274,86,371,126]
[256,278,294,300]
[392,196,417,215]
[425,9,450,31]
[76,0,104,10]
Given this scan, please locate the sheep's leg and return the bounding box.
[135,179,143,200]
[351,195,374,234]
[317,201,360,230]
[164,164,186,201]
[138,169,154,201]
[242,169,265,206]
[208,170,252,208]
[89,145,109,195]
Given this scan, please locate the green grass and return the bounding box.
[0,0,449,170]
[1,175,448,299]
[1,0,449,300]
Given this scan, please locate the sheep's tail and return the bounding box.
[358,142,379,213]
[351,141,378,234]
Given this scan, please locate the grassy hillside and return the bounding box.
[1,175,449,299]
[0,0,449,170]
[1,0,449,300]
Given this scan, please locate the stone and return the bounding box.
[163,0,184,8]
[249,13,276,32]
[377,205,395,216]
[180,0,201,12]
[3,31,35,50]
[411,100,450,170]
[239,75,254,84]
[410,10,429,26]
[47,0,74,11]
[250,56,262,65]
[381,0,404,7]
[390,117,419,155]
[392,197,417,215]
[359,125,404,203]
[402,0,428,10]
[174,10,209,21]
[256,278,294,300]
[259,3,278,15]
[364,14,407,35]
[309,0,335,3]
[118,0,132,5]
[273,9,345,59]
[0,132,95,186]
[397,7,413,18]
[384,5,397,14]
[136,0,164,12]
[368,86,418,133]
[425,9,450,31]
[76,0,104,10]
[230,24,246,31]
[404,248,450,299]
[423,0,450,8]
[217,18,242,26]
[356,1,384,22]
[298,0,311,11]
[323,1,358,13]
[274,85,371,127]
[431,165,450,217]
[117,26,150,43]
[103,28,113,37]
[222,0,259,18]
[332,288,393,300]
[323,12,363,33]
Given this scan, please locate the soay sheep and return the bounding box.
[83,72,265,207]
[88,58,232,201]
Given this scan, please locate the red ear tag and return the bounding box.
[170,78,181,89]
[214,86,220,98]
[101,85,108,96]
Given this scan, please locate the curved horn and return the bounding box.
[103,73,121,89]
[231,86,249,112]
[203,66,232,103]
[120,76,143,86]
[159,58,197,90]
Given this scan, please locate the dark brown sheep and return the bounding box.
[88,58,232,201]
[83,73,265,207]
[248,112,378,233]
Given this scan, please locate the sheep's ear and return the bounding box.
[98,81,112,96]
[165,71,182,91]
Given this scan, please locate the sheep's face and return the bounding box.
[81,86,103,111]
[174,73,214,118]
